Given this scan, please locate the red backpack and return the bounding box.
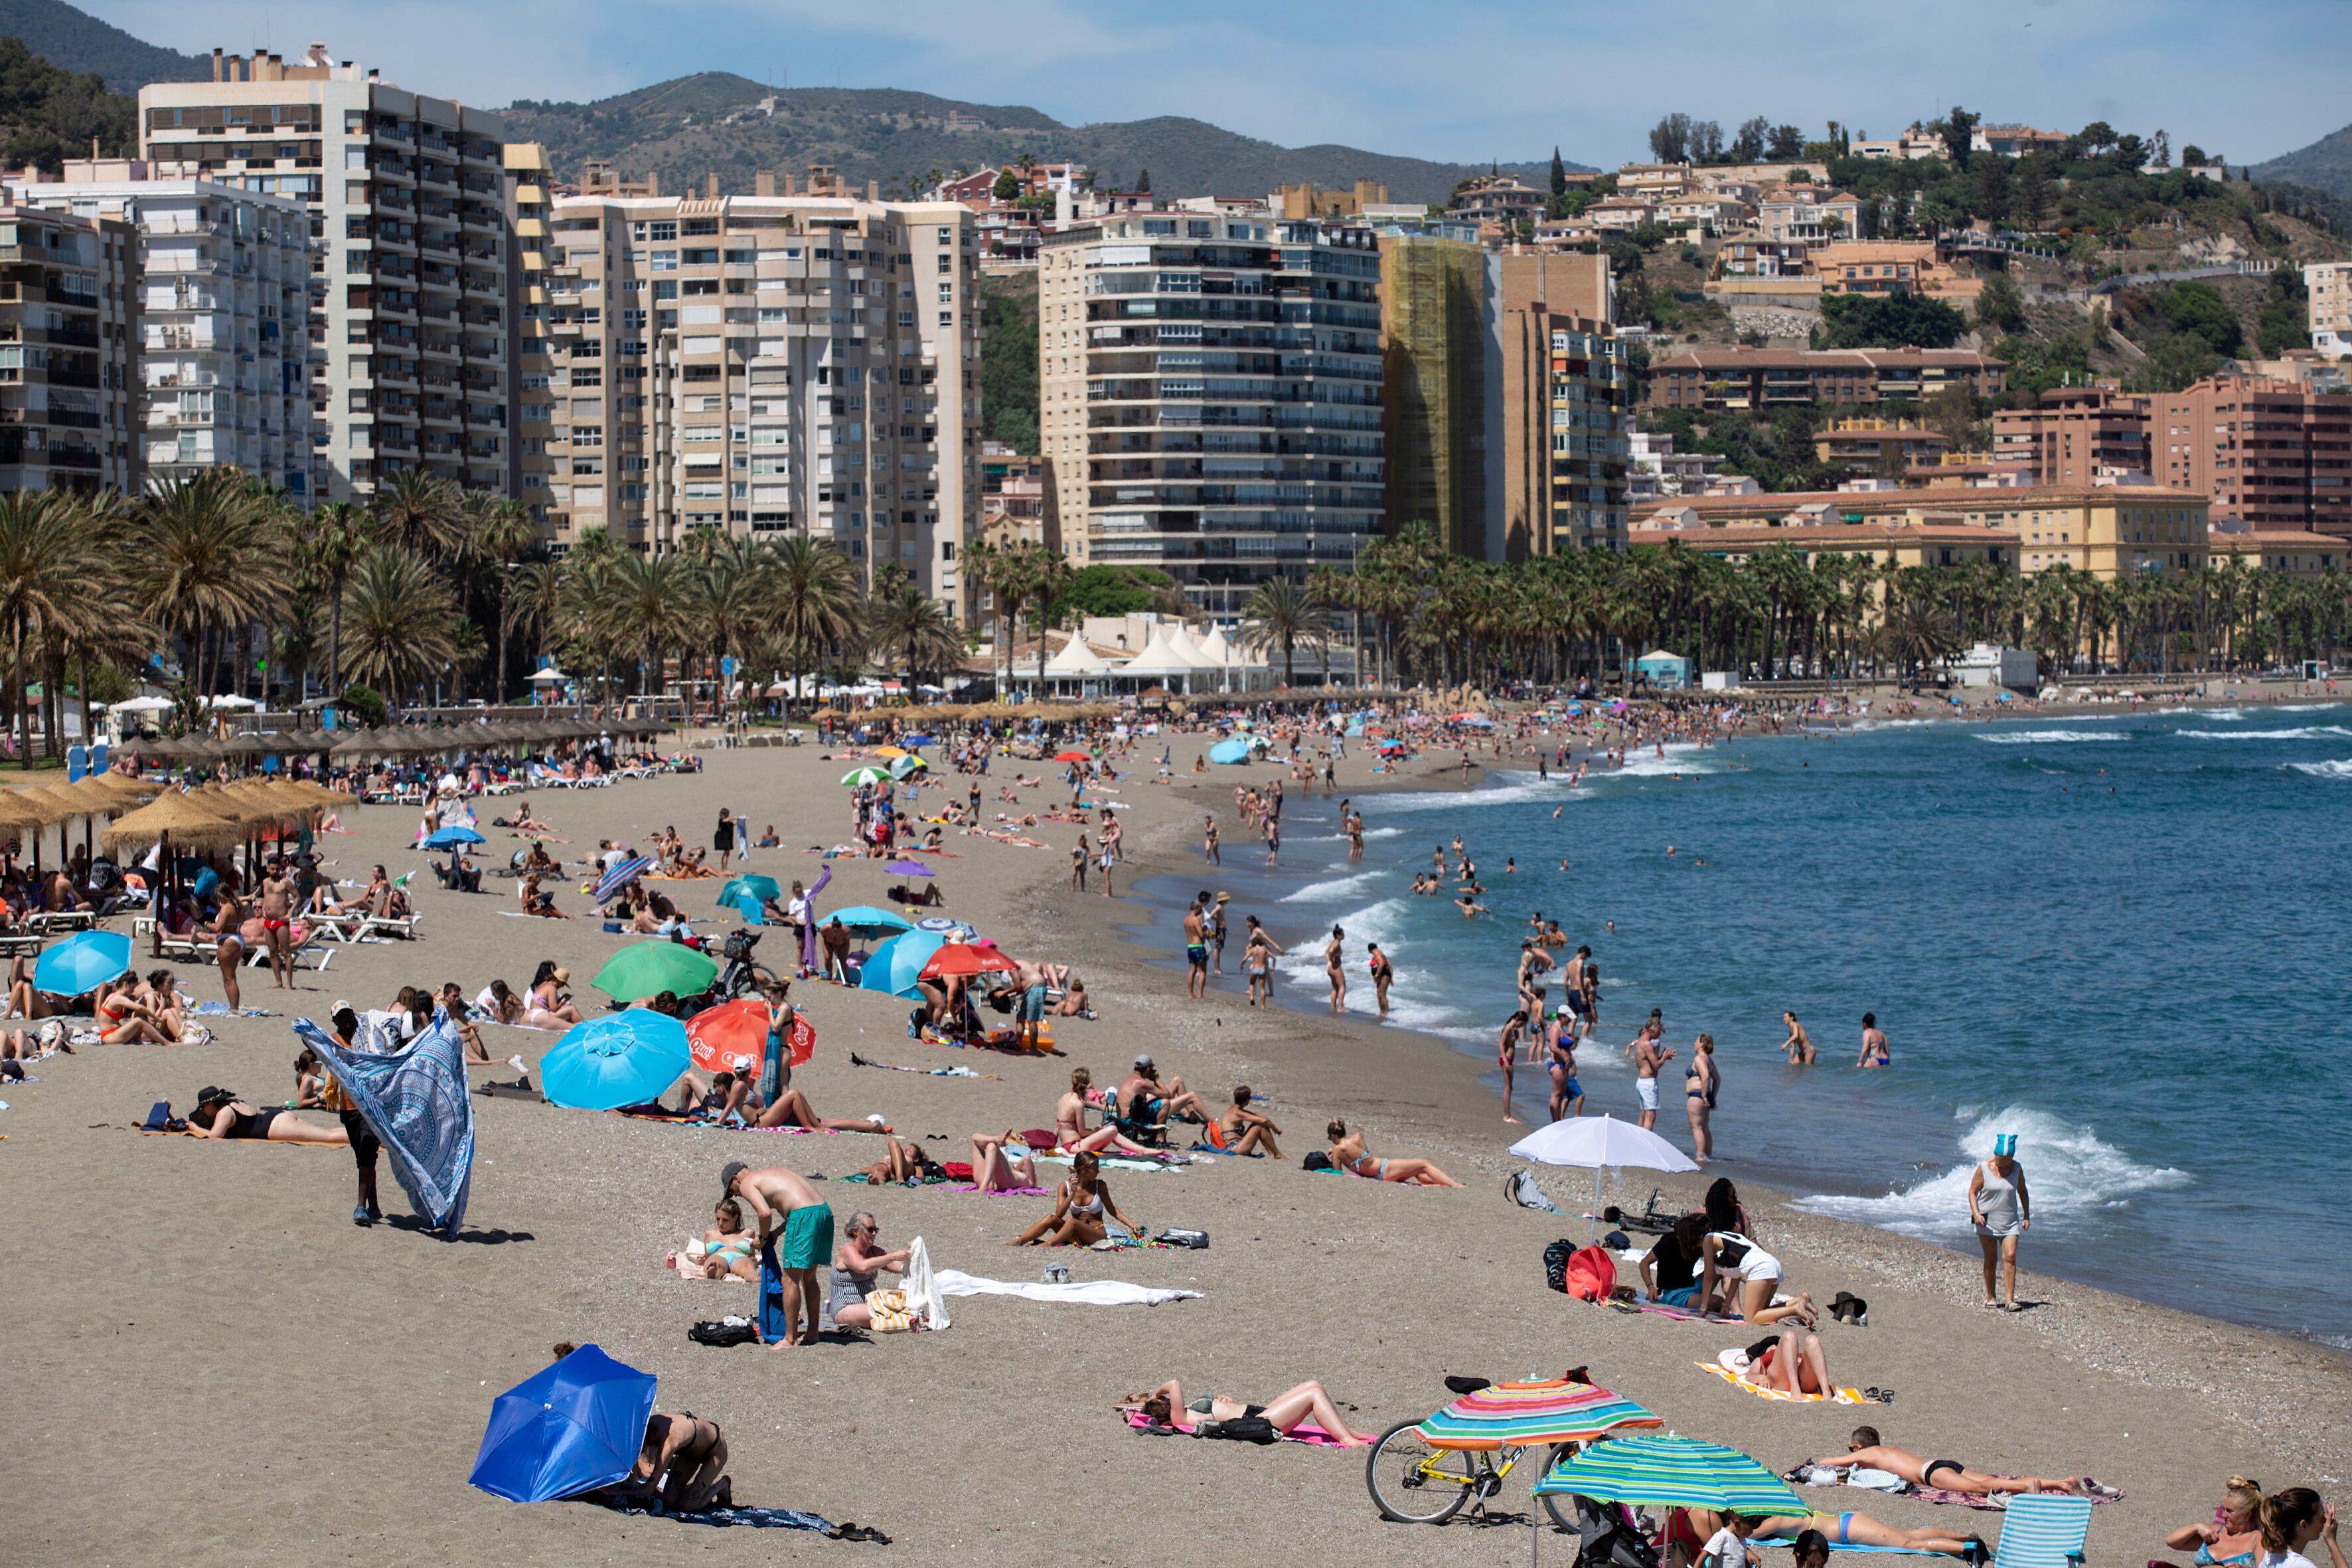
[1559,1244,1617,1302]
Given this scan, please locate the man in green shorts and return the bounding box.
[724,1160,834,1347]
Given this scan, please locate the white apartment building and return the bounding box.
[2310,262,2351,360]
[1038,211,1385,617]
[536,173,980,611]
[139,45,514,504]
[3,159,311,499]
[0,202,139,494]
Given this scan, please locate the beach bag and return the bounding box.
[865,1289,915,1333]
[1196,1414,1279,1445]
[1543,1237,1579,1293]
[1561,1245,1617,1302]
[1302,1150,1334,1172]
[1507,1168,1558,1212]
[1159,1228,1209,1249]
[690,1318,757,1347]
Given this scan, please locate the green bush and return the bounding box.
[337,684,389,728]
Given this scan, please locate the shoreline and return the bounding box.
[1083,732,2352,1376]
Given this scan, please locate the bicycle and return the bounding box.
[1365,1376,1578,1527]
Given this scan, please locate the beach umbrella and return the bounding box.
[423,825,485,851]
[858,929,946,997]
[1531,1433,1806,1516]
[914,916,977,938]
[1208,738,1250,764]
[35,929,132,996]
[884,860,935,878]
[719,874,781,908]
[1509,1115,1699,1241]
[468,1343,659,1504]
[888,754,927,779]
[686,996,815,1075]
[538,1011,692,1110]
[1053,749,1091,763]
[589,941,718,1002]
[826,905,915,938]
[589,854,655,904]
[838,765,892,787]
[1412,1379,1660,1452]
[871,745,909,758]
[919,943,1017,982]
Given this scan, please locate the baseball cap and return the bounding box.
[1133,1054,1154,1068]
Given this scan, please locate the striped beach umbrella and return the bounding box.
[1412,1379,1660,1452]
[591,854,655,903]
[839,766,892,786]
[1531,1432,1806,1516]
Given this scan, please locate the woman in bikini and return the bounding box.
[1133,1376,1374,1446]
[751,1084,888,1135]
[1052,1066,1161,1158]
[698,1198,759,1281]
[94,977,175,1045]
[856,1137,939,1184]
[1242,917,1281,1007]
[1685,1033,1719,1163]
[1010,1150,1137,1245]
[2162,1477,2264,1568]
[1324,1119,1464,1186]
[187,1086,351,1145]
[525,962,583,1030]
[969,1129,1042,1192]
[212,888,248,1014]
[1322,925,1346,1014]
[1216,1085,1282,1157]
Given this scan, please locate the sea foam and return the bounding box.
[1975,730,2129,745]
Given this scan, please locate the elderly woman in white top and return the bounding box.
[1966,1133,2031,1311]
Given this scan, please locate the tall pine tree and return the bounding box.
[1550,147,1568,196]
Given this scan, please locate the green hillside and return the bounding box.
[0,0,207,94]
[2254,122,2352,200]
[498,74,1576,204]
[0,33,133,170]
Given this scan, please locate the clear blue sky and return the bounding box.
[99,0,2352,167]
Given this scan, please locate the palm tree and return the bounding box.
[465,498,538,701]
[591,552,693,696]
[1241,576,1324,689]
[299,501,374,697]
[0,489,112,767]
[337,546,461,702]
[371,469,469,562]
[688,536,773,702]
[501,560,566,680]
[121,469,287,703]
[868,583,963,685]
[766,536,864,704]
[1028,544,1071,691]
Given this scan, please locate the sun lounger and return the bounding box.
[360,912,424,941]
[0,931,44,957]
[27,909,96,934]
[483,779,522,796]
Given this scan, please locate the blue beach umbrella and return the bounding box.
[859,929,947,997]
[469,1343,659,1503]
[1208,738,1250,764]
[590,854,655,904]
[539,1012,692,1111]
[888,754,928,779]
[828,905,915,937]
[423,825,485,850]
[720,874,781,907]
[35,929,131,996]
[914,916,975,937]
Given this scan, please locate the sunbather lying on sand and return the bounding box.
[1810,1427,2091,1496]
[187,1087,350,1144]
[969,1129,1040,1192]
[1324,1119,1463,1186]
[755,1085,889,1135]
[859,1137,941,1184]
[698,1199,759,1281]
[1745,1513,1984,1563]
[1133,1377,1373,1446]
[1011,1150,1136,1245]
[1725,1325,1832,1395]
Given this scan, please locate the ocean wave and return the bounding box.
[1279,870,1384,903]
[2161,706,2244,719]
[2179,726,2352,741]
[1267,896,1476,1035]
[2287,759,2352,780]
[1795,1107,2189,1239]
[1975,730,2129,745]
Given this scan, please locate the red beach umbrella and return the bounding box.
[1054,749,1091,763]
[685,998,814,1075]
[919,945,1019,982]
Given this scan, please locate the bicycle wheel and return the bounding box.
[1366,1420,1479,1524]
[1536,1445,1579,1531]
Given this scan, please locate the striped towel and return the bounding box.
[1698,1359,1876,1405]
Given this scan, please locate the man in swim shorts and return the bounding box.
[726,1160,834,1348]
[1814,1427,2090,1496]
[1182,899,1210,999]
[1634,1028,1674,1131]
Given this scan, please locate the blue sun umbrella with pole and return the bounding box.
[538,1012,692,1111]
[469,1343,659,1502]
[35,929,131,997]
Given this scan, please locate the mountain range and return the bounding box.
[0,0,206,94]
[2254,123,2352,202]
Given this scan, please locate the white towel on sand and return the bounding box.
[932,1269,1201,1307]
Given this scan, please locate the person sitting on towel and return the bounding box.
[1810,1427,2090,1496]
[1010,1150,1138,1247]
[826,1211,912,1331]
[1133,1376,1373,1447]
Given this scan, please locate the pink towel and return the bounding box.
[1119,1408,1350,1447]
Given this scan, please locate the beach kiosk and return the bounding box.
[1633,650,1693,691]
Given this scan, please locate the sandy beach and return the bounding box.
[5,713,2346,1566]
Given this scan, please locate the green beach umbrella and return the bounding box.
[590,941,718,1002]
[839,765,892,786]
[1531,1432,1806,1516]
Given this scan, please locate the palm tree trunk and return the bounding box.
[329,579,345,696]
[12,615,27,770]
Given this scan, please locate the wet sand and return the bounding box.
[3,728,2343,1565]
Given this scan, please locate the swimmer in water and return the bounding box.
[1857,1012,1891,1069]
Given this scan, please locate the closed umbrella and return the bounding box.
[538,1011,692,1110]
[35,929,132,996]
[858,929,946,997]
[1509,1114,1699,1241]
[468,1344,659,1503]
[589,941,717,1002]
[686,997,815,1075]
[1531,1433,1806,1516]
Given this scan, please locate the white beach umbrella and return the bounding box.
[1509,1114,1699,1240]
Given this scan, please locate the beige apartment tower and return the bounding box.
[139,46,516,504]
[536,173,980,609]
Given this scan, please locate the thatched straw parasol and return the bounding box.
[101,793,240,854]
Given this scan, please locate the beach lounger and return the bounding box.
[483,779,522,796]
[360,913,424,941]
[0,931,44,957]
[27,910,96,934]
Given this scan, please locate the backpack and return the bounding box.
[1561,1245,1618,1302]
[1543,1237,1579,1293]
[689,1318,757,1347]
[1196,1414,1279,1445]
[1302,1150,1333,1172]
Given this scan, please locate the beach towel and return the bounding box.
[595,1503,833,1533]
[295,1011,475,1235]
[1119,1408,1350,1447]
[901,1235,947,1330]
[1699,1358,1886,1405]
[951,1183,1052,1196]
[848,1051,986,1077]
[932,1268,1200,1307]
[1607,1298,1742,1323]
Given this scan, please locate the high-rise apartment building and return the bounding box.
[0,200,139,494]
[1379,236,1487,558]
[536,171,980,607]
[2156,375,2352,540]
[503,143,554,523]
[4,159,311,499]
[2308,262,2350,360]
[1990,386,2153,487]
[1039,212,1385,617]
[139,46,515,504]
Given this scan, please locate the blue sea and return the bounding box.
[1135,704,2352,1346]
